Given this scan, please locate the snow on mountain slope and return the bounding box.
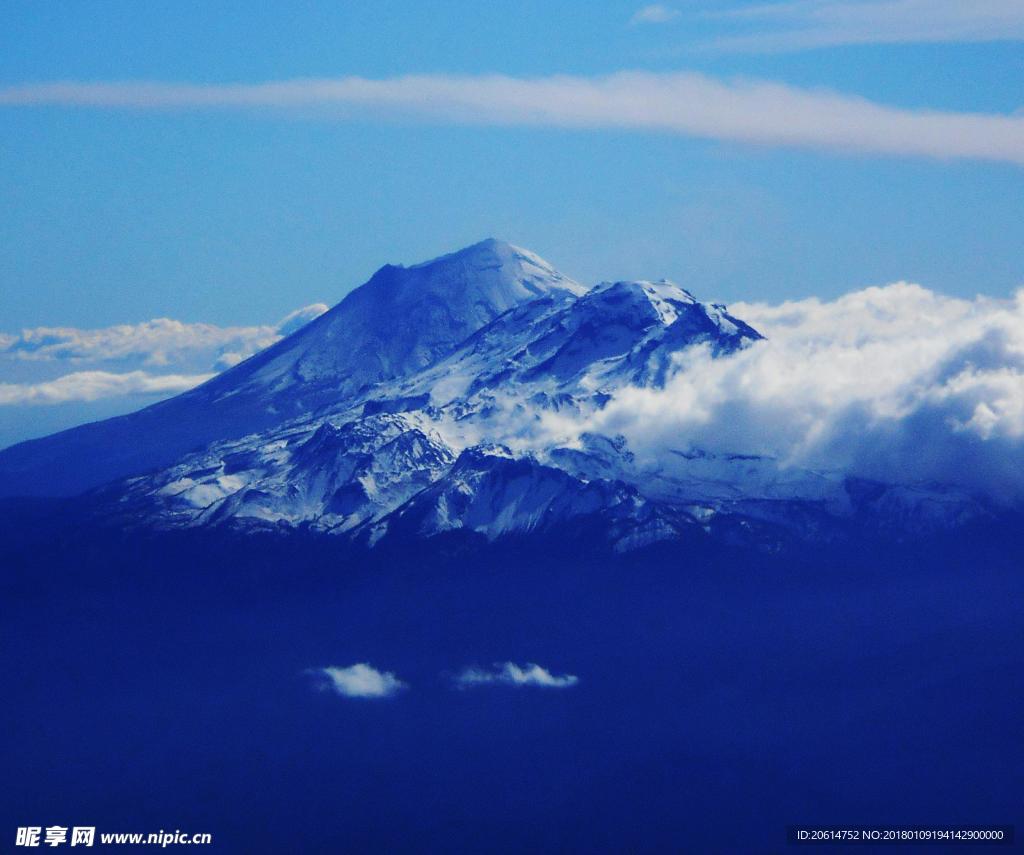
[113,412,456,534]
[382,278,759,410]
[362,443,697,551]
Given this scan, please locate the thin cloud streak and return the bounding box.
[1,72,1022,164]
[706,0,1024,52]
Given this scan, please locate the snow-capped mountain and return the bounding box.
[2,239,991,549]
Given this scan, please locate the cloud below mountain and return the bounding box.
[544,282,1024,503]
[2,72,1022,165]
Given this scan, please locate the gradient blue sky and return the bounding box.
[1,1,1022,444]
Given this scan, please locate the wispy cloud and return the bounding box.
[631,4,681,24]
[0,370,214,405]
[706,0,1024,52]
[1,72,1022,165]
[308,664,407,698]
[0,304,328,406]
[454,662,579,689]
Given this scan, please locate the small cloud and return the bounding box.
[277,303,329,337]
[309,663,407,698]
[631,4,680,24]
[454,662,579,689]
[216,352,246,369]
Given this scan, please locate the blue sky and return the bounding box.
[1,1,1023,445]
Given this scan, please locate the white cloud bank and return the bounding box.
[546,283,1024,504]
[0,303,328,406]
[706,0,1024,52]
[309,664,407,698]
[454,662,579,689]
[2,72,1023,165]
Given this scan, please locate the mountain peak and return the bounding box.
[402,238,585,299]
[359,237,584,311]
[415,237,529,262]
[413,236,514,264]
